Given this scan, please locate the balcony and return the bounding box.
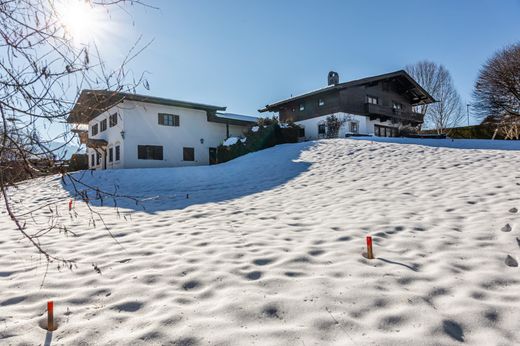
[365,103,424,124]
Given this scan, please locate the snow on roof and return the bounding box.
[216,112,257,123]
[71,124,88,132]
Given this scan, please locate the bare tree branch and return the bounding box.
[405,61,464,134]
[1,0,152,263]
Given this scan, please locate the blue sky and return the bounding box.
[106,0,520,124]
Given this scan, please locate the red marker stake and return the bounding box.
[47,301,54,331]
[366,236,374,259]
[68,199,73,211]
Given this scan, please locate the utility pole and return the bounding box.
[466,104,471,139]
[466,104,470,127]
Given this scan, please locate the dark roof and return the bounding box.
[68,90,227,124]
[259,70,436,112]
[216,112,258,123]
[212,112,257,126]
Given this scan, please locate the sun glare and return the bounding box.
[57,0,104,45]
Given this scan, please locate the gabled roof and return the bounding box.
[68,90,227,124]
[259,70,436,112]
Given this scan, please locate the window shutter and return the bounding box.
[138,145,146,159]
[154,146,163,160]
[183,147,194,161]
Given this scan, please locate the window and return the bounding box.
[109,113,118,127]
[318,124,326,135]
[91,154,95,167]
[137,145,163,160]
[108,147,113,162]
[96,152,101,165]
[375,125,398,138]
[100,119,107,132]
[350,122,359,133]
[183,147,195,161]
[91,123,98,136]
[392,101,402,110]
[158,113,180,127]
[367,96,378,105]
[299,103,305,112]
[318,99,325,107]
[298,127,305,137]
[115,145,120,161]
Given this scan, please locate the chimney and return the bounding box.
[328,71,339,86]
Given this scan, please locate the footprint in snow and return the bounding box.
[501,224,512,232]
[509,208,518,214]
[505,255,518,267]
[517,237,520,248]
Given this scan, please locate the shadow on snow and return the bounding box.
[61,142,315,213]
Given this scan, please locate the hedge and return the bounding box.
[216,124,299,164]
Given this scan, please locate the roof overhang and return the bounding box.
[87,138,108,149]
[209,112,257,126]
[68,90,227,124]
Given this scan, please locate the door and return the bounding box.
[209,147,217,165]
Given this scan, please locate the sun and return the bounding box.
[57,0,104,45]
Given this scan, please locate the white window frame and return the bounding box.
[349,121,359,134]
[367,96,378,105]
[114,143,121,162]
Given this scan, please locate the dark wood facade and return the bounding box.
[260,70,435,128]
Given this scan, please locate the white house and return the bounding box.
[68,90,256,169]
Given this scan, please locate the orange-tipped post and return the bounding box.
[47,301,54,331]
[68,199,73,211]
[366,236,374,259]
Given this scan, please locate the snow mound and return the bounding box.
[223,137,240,146]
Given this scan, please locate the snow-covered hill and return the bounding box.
[1,139,519,345]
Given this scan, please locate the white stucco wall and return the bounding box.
[87,105,125,170]
[295,112,399,140]
[87,100,248,170]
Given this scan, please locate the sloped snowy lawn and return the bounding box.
[62,142,313,212]
[1,139,519,345]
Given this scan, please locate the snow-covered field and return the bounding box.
[351,136,520,151]
[1,138,519,345]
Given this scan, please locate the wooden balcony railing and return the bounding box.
[365,103,424,123]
